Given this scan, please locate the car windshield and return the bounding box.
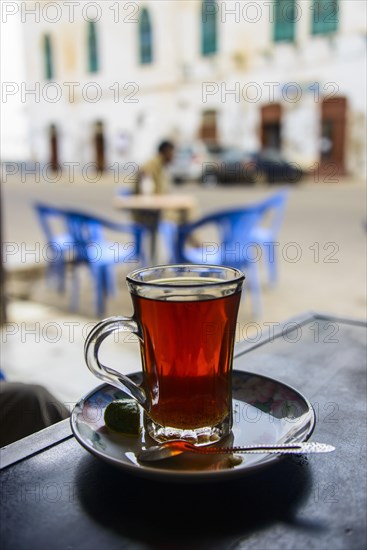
[221,150,247,161]
[260,149,285,162]
[176,144,208,158]
[176,147,193,157]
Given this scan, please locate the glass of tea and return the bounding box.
[85,264,244,445]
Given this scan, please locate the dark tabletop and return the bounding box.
[1,312,366,550]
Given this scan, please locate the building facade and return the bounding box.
[10,0,367,178]
[1,4,30,161]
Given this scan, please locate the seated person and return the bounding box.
[0,382,70,447]
[134,140,175,196]
[131,140,175,229]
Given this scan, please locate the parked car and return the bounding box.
[202,149,256,185]
[170,142,214,184]
[202,148,303,185]
[251,149,304,184]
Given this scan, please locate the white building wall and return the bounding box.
[16,0,367,177]
[0,7,31,161]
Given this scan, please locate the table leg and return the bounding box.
[147,212,161,265]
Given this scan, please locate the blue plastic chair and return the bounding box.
[116,187,133,197]
[249,190,289,286]
[64,210,148,316]
[175,207,269,318]
[34,203,74,292]
[158,220,181,264]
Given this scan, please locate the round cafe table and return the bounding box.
[114,194,198,263]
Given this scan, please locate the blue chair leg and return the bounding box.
[248,262,262,319]
[93,266,107,317]
[55,260,67,293]
[45,264,54,288]
[105,265,117,296]
[263,242,278,287]
[70,265,80,312]
[46,260,64,292]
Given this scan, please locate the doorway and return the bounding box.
[49,124,59,171]
[199,110,218,146]
[320,97,347,175]
[261,104,282,150]
[94,121,105,172]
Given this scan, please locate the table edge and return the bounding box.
[0,419,72,471]
[234,310,366,358]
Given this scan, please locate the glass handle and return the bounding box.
[84,316,147,409]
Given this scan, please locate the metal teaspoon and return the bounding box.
[137,440,335,462]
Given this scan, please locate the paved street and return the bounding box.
[2,175,366,403]
[3,174,366,321]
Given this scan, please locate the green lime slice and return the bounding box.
[104,399,141,436]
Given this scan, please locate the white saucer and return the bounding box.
[71,370,315,482]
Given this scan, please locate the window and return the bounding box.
[88,21,99,73]
[201,0,218,56]
[311,0,339,35]
[43,35,53,80]
[273,0,296,42]
[139,8,153,64]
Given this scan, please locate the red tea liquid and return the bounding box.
[132,290,241,429]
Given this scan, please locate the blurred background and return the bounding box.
[1,0,366,404]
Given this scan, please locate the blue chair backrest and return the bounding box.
[251,189,289,237]
[66,213,103,244]
[176,190,289,267]
[64,209,146,262]
[213,209,263,245]
[177,205,267,266]
[116,187,133,197]
[34,203,69,244]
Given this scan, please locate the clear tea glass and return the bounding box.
[85,264,244,445]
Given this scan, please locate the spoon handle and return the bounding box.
[137,441,335,462]
[190,442,335,455]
